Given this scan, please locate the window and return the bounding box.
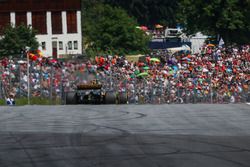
[41,42,46,50]
[73,41,78,50]
[0,12,10,34]
[67,11,77,33]
[32,12,47,34]
[68,41,72,50]
[15,12,27,26]
[51,11,62,34]
[59,41,63,50]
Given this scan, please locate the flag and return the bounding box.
[218,38,225,47]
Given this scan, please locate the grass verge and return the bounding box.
[0,97,62,106]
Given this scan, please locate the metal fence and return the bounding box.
[0,60,249,105]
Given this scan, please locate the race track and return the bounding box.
[0,104,250,167]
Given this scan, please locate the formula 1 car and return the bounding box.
[65,81,127,105]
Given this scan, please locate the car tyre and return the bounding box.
[66,92,77,105]
[105,92,116,104]
[118,93,127,104]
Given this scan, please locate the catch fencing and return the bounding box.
[0,60,249,105]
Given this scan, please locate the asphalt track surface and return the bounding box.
[0,104,250,167]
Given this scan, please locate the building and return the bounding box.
[149,28,191,50]
[190,32,208,54]
[149,28,208,54]
[0,0,82,58]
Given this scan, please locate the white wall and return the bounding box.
[36,34,82,57]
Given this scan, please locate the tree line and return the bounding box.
[82,0,150,56]
[102,0,179,28]
[178,0,250,44]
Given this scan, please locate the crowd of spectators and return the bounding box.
[0,44,250,104]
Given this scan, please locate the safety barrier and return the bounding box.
[0,60,249,105]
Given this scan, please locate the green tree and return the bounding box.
[0,24,39,57]
[178,0,250,44]
[82,1,150,56]
[103,0,179,28]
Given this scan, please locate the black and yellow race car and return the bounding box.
[65,81,127,105]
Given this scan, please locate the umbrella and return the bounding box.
[197,66,203,71]
[18,60,26,64]
[37,50,43,57]
[51,59,57,63]
[138,62,145,67]
[150,58,160,62]
[134,70,140,75]
[130,74,136,78]
[29,53,37,61]
[226,68,232,73]
[137,72,149,77]
[207,44,215,47]
[172,65,178,72]
[140,26,148,31]
[182,57,191,61]
[168,70,174,75]
[155,24,163,29]
[203,68,209,73]
[31,55,38,61]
